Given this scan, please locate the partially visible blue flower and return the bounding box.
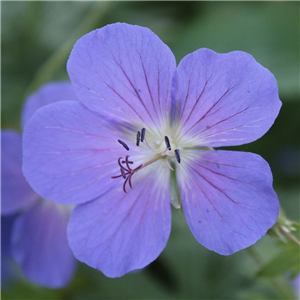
[292,274,300,298]
[1,214,19,289]
[1,82,77,288]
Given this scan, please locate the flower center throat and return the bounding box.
[111,128,181,193]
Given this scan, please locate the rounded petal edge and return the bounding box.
[1,130,37,214]
[67,22,176,129]
[11,201,76,288]
[171,48,282,147]
[22,101,124,205]
[177,149,279,255]
[21,81,77,129]
[68,161,172,277]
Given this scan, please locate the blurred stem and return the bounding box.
[26,1,111,95]
[278,226,300,246]
[247,247,296,299]
[269,207,300,246]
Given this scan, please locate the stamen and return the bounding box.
[122,160,133,164]
[118,157,130,172]
[141,128,146,142]
[165,159,174,171]
[120,168,126,179]
[136,131,141,146]
[143,138,156,152]
[123,155,130,171]
[164,136,171,150]
[118,139,129,151]
[174,149,181,163]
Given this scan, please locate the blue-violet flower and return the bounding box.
[1,82,77,288]
[22,23,282,278]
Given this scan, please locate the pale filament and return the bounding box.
[111,128,180,193]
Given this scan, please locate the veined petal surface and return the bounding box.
[1,130,37,215]
[177,150,279,255]
[171,49,282,147]
[22,101,125,204]
[68,161,171,278]
[67,23,176,130]
[21,81,77,129]
[11,201,76,288]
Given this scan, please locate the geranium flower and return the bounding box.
[22,23,282,278]
[1,82,77,288]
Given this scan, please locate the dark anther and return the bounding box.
[118,139,129,151]
[136,131,141,146]
[174,149,181,163]
[120,168,126,179]
[122,160,133,164]
[141,128,146,142]
[164,136,171,151]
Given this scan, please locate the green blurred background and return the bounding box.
[1,1,299,299]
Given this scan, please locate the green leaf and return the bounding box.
[256,242,300,277]
[170,2,300,100]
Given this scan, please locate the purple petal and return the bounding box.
[177,150,279,255]
[22,101,125,205]
[67,23,176,129]
[21,81,77,129]
[293,274,300,298]
[68,162,171,278]
[1,214,18,286]
[171,49,282,147]
[1,130,37,215]
[11,201,76,288]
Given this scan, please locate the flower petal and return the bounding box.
[22,101,125,205]
[21,81,77,129]
[68,161,171,278]
[11,201,76,288]
[1,214,18,286]
[1,130,37,215]
[67,23,176,130]
[171,49,282,147]
[293,274,300,298]
[177,150,279,255]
